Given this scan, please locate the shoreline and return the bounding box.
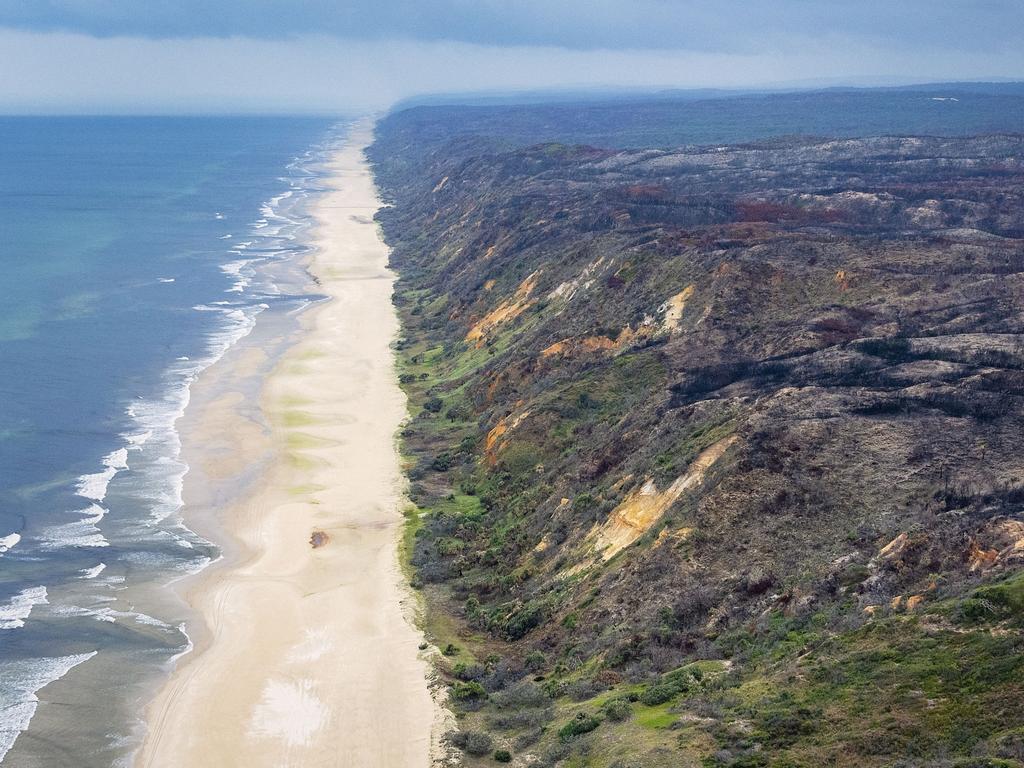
[137,118,444,767]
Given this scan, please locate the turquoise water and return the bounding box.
[0,116,338,766]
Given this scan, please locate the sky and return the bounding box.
[0,0,1022,113]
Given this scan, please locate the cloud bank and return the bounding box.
[0,0,1021,54]
[0,1,1021,113]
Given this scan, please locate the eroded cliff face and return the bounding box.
[370,104,1024,767]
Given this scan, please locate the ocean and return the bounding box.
[0,116,339,766]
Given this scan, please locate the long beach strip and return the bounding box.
[138,119,441,767]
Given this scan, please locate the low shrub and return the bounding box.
[565,677,608,701]
[514,727,544,749]
[558,713,601,742]
[525,650,547,672]
[755,704,819,748]
[488,706,554,730]
[494,749,512,763]
[453,662,486,681]
[639,682,681,706]
[452,681,488,700]
[430,453,454,472]
[481,659,526,692]
[603,698,633,722]
[959,572,1024,626]
[449,730,493,757]
[491,681,549,710]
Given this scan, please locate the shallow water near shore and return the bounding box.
[0,116,344,766]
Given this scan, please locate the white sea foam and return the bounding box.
[130,611,172,628]
[221,258,253,293]
[152,529,196,550]
[0,533,20,556]
[49,602,171,628]
[50,604,117,623]
[0,586,47,630]
[157,277,175,283]
[125,298,260,530]
[0,652,96,762]
[167,554,213,582]
[79,563,106,579]
[167,622,194,665]
[76,448,129,502]
[125,430,153,448]
[38,504,109,549]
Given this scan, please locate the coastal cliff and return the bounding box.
[370,94,1024,767]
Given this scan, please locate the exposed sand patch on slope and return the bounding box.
[659,284,695,332]
[466,270,541,346]
[589,436,737,562]
[484,408,530,466]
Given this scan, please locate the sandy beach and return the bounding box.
[137,119,441,768]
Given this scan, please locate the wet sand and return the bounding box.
[137,119,442,768]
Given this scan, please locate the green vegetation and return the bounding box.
[959,572,1024,626]
[374,99,1024,767]
[558,713,602,742]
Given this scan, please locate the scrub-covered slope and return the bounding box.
[369,93,1024,768]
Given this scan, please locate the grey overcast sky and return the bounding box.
[0,1,1022,112]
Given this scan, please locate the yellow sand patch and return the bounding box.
[968,540,1000,571]
[659,284,695,332]
[465,269,541,347]
[540,340,569,357]
[892,587,931,612]
[653,526,694,549]
[834,269,851,290]
[968,519,1024,570]
[540,335,618,358]
[540,325,656,361]
[484,409,530,466]
[484,419,507,464]
[610,474,634,493]
[483,279,496,291]
[590,436,737,561]
[878,532,909,561]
